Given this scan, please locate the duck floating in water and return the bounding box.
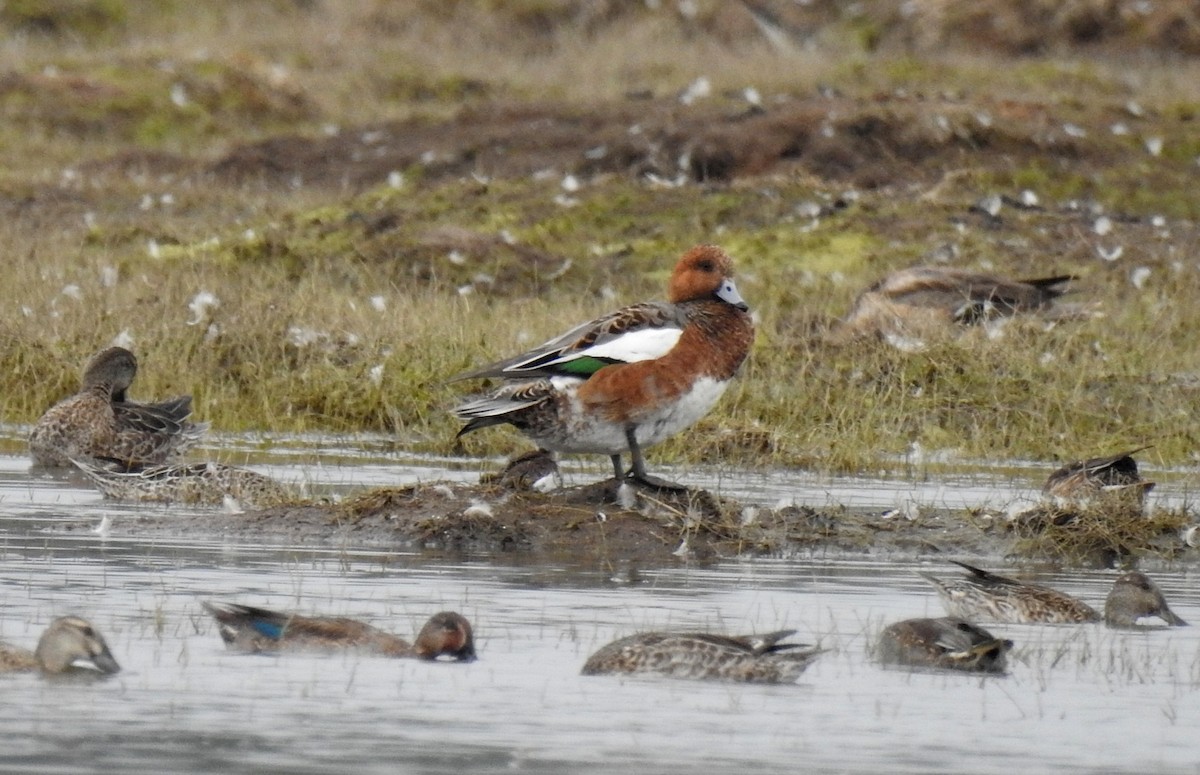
[0,616,121,675]
[920,561,1186,627]
[877,617,1012,674]
[581,629,822,683]
[29,346,207,467]
[73,458,294,510]
[202,603,476,661]
[1104,571,1188,628]
[453,245,754,490]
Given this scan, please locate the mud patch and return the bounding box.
[88,478,1028,568]
[64,472,1197,568]
[196,93,1095,192]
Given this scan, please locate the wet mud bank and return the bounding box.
[88,479,1197,570]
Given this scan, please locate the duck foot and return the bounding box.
[625,472,688,493]
[598,476,688,506]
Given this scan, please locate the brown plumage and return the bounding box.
[877,617,1011,674]
[202,603,477,661]
[454,245,754,488]
[921,561,1100,624]
[827,266,1075,346]
[479,448,560,491]
[73,457,294,509]
[581,629,822,684]
[921,561,1188,627]
[29,347,207,467]
[0,616,121,675]
[1044,447,1155,508]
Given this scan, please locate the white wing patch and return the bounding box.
[549,327,682,366]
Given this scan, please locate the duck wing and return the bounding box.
[452,302,685,381]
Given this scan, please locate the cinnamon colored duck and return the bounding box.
[202,603,476,661]
[453,245,754,490]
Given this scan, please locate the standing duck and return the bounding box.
[453,245,754,489]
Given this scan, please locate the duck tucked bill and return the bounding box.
[73,458,293,510]
[581,629,822,684]
[877,617,1012,674]
[453,245,754,490]
[1043,447,1155,509]
[29,346,206,467]
[826,266,1076,348]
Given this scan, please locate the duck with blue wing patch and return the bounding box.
[202,602,476,661]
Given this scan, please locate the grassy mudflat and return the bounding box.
[3,0,1200,479]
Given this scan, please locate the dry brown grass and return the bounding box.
[1009,503,1192,565]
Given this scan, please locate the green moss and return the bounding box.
[847,14,884,52]
[1008,60,1119,98]
[880,56,938,84]
[380,71,493,105]
[0,54,316,152]
[1006,162,1073,197]
[0,0,131,39]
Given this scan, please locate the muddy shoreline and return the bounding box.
[74,476,1195,570]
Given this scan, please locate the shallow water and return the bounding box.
[1,432,1198,774]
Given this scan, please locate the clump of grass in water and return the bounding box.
[1008,504,1190,566]
[336,485,424,522]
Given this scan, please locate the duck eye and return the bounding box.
[696,260,715,272]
